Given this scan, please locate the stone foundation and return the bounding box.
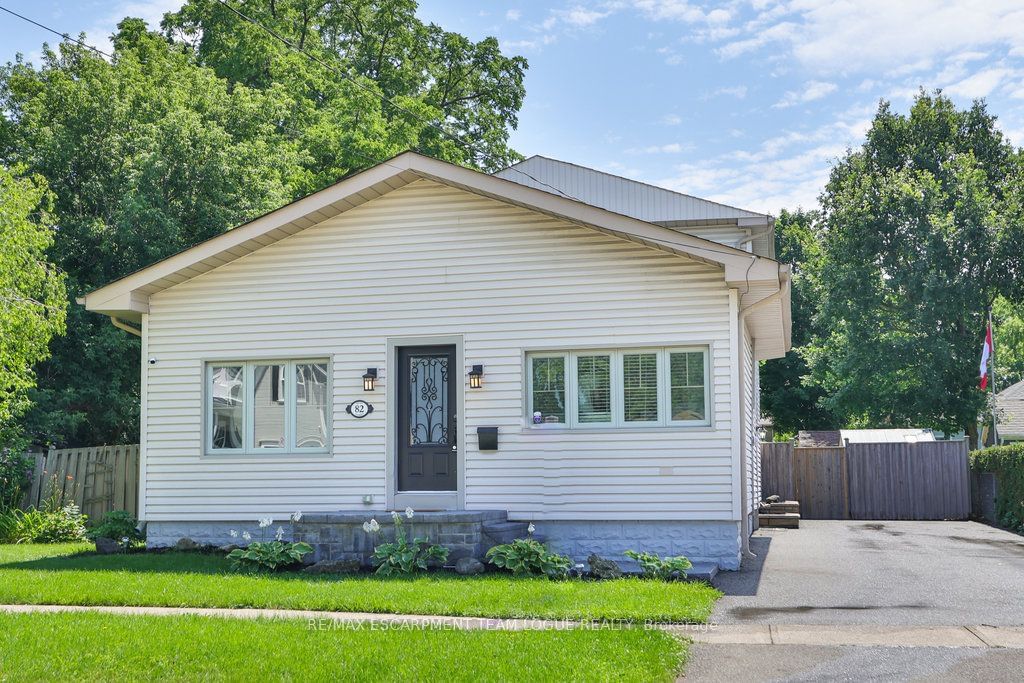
[146,515,742,570]
[537,520,742,571]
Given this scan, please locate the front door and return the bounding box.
[397,345,457,491]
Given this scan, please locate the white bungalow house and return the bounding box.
[82,152,791,570]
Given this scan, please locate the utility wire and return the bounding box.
[0,4,114,59]
[1,2,770,269]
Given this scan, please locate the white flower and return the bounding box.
[391,510,401,522]
[229,529,238,538]
[121,536,130,544]
[241,531,252,541]
[527,523,536,535]
[369,519,380,532]
[275,526,285,542]
[258,518,273,529]
[362,521,371,533]
[290,511,303,523]
[405,507,414,519]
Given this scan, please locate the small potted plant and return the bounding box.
[87,510,145,554]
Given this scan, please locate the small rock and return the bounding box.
[455,557,485,575]
[301,551,317,566]
[218,544,240,553]
[587,553,622,580]
[302,559,361,574]
[173,537,198,551]
[765,494,780,503]
[94,537,121,555]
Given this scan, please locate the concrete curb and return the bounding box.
[686,624,1024,649]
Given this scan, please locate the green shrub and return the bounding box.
[11,504,88,543]
[226,541,314,571]
[87,510,144,543]
[485,539,572,579]
[0,508,20,543]
[370,511,449,576]
[624,550,692,580]
[0,450,32,511]
[971,443,1024,532]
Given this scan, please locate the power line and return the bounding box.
[0,4,114,59]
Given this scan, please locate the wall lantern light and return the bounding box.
[362,368,378,391]
[468,364,484,389]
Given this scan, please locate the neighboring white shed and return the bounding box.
[996,380,1024,442]
[839,429,937,444]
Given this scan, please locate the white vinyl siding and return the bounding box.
[143,179,736,521]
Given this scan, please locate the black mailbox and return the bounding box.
[477,427,498,451]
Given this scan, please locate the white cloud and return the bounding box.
[502,34,557,52]
[506,9,522,22]
[707,85,748,99]
[944,67,1015,99]
[626,142,694,154]
[715,0,1024,83]
[773,80,837,108]
[661,113,683,125]
[560,5,611,27]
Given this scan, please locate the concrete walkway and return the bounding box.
[0,603,578,630]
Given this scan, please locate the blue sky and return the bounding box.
[4,1,1024,213]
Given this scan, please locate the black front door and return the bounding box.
[397,345,457,491]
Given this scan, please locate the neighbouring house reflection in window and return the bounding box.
[295,363,329,448]
[211,366,244,449]
[254,364,286,448]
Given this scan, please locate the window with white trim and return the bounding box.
[527,347,710,428]
[207,360,330,454]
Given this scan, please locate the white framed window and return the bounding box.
[206,359,330,454]
[526,347,710,428]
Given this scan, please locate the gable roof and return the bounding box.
[496,155,768,224]
[997,380,1024,439]
[81,151,789,356]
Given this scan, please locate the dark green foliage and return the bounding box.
[485,539,572,579]
[0,450,32,511]
[1,5,527,448]
[9,505,87,543]
[624,550,692,580]
[226,540,314,571]
[760,209,837,436]
[804,91,1024,440]
[87,510,144,542]
[971,443,1024,531]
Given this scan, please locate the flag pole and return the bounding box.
[990,307,998,445]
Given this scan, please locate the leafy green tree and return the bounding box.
[0,167,66,449]
[2,7,526,447]
[992,296,1024,389]
[162,0,528,172]
[760,209,836,438]
[805,91,1024,445]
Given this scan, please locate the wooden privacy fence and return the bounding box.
[21,445,140,519]
[761,440,970,520]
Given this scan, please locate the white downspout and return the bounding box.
[734,267,791,561]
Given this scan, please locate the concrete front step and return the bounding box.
[686,562,719,583]
[759,512,800,528]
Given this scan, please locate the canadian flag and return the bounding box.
[979,324,993,390]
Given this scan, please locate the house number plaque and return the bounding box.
[346,400,373,418]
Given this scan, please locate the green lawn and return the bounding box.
[0,544,720,623]
[0,611,685,682]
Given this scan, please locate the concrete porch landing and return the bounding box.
[292,510,529,567]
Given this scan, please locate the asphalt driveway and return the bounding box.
[684,520,1024,682]
[715,520,1024,626]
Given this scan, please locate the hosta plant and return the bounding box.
[485,538,572,579]
[624,550,692,580]
[370,509,449,576]
[226,541,313,571]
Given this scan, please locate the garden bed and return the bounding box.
[0,543,720,623]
